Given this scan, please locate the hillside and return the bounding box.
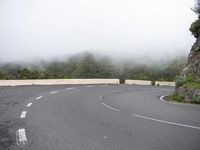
[175,0,200,103]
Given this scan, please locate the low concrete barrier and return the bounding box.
[0,79,120,86]
[125,80,152,85]
[155,81,175,87]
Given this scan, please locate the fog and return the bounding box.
[0,0,197,63]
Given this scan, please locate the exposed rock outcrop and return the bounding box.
[175,18,200,103]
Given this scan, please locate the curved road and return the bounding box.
[15,85,200,150]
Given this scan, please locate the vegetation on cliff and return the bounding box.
[174,0,200,104]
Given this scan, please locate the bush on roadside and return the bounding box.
[168,93,185,102]
[189,19,200,38]
[192,96,200,104]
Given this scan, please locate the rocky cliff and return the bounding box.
[175,19,200,103]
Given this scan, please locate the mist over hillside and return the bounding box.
[0,52,187,83]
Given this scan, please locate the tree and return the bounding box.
[190,0,200,38]
[192,0,200,16]
[17,68,32,79]
[72,53,100,78]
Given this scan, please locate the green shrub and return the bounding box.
[184,82,200,89]
[175,76,186,87]
[186,75,196,82]
[189,19,200,38]
[168,93,185,102]
[192,96,200,104]
[193,46,200,52]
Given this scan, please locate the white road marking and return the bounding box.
[85,85,94,88]
[16,129,27,146]
[66,87,75,90]
[36,96,42,100]
[159,95,176,104]
[160,95,168,102]
[27,103,32,107]
[130,113,200,130]
[50,90,58,94]
[159,95,197,106]
[101,102,120,111]
[20,111,27,119]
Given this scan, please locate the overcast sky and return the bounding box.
[0,0,197,62]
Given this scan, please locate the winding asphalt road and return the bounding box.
[12,85,200,150]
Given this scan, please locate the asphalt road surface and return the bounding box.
[1,85,200,150]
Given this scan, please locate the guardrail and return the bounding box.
[125,80,152,85]
[155,81,175,87]
[125,80,175,87]
[0,79,120,86]
[0,79,175,87]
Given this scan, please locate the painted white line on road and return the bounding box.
[160,95,177,104]
[160,95,168,103]
[50,91,58,94]
[16,129,27,146]
[101,102,120,111]
[66,87,75,90]
[130,113,200,130]
[20,111,27,119]
[27,103,32,107]
[85,85,94,88]
[36,96,42,100]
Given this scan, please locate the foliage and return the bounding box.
[71,53,112,78]
[175,76,186,87]
[184,82,200,90]
[168,93,185,102]
[0,53,186,81]
[169,92,200,104]
[190,0,200,38]
[189,19,200,38]
[192,0,200,16]
[192,96,200,104]
[176,74,200,90]
[17,68,40,79]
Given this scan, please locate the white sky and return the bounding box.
[0,0,197,62]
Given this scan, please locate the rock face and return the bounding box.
[185,38,200,81]
[176,29,200,102]
[177,86,200,102]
